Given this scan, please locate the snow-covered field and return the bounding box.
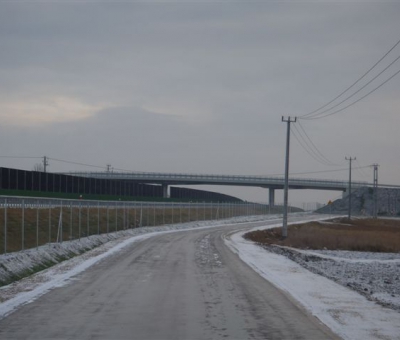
[1,214,400,340]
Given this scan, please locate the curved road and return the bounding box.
[0,220,339,339]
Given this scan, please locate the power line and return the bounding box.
[300,67,400,120]
[299,38,400,120]
[298,122,343,166]
[296,121,342,166]
[0,156,41,159]
[0,154,372,179]
[261,165,371,177]
[48,157,107,170]
[49,157,138,173]
[300,55,400,120]
[291,125,334,166]
[354,159,369,179]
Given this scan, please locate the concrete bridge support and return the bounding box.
[162,184,169,198]
[269,188,275,207]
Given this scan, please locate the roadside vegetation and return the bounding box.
[244,218,400,253]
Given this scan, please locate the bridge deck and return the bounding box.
[66,171,372,192]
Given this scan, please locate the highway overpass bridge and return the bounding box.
[67,171,377,206]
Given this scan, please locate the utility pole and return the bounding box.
[43,156,49,173]
[106,164,111,173]
[372,163,379,219]
[345,156,356,219]
[282,116,297,238]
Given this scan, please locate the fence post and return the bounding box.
[115,201,118,232]
[48,202,52,244]
[4,198,7,254]
[134,204,137,228]
[58,201,63,243]
[153,203,156,226]
[22,199,25,251]
[127,203,130,229]
[87,203,90,237]
[36,200,39,250]
[79,201,81,241]
[106,204,109,234]
[146,203,149,227]
[124,202,127,230]
[70,203,73,240]
[97,201,100,235]
[139,203,143,227]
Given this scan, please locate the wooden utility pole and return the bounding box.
[372,163,379,219]
[282,116,297,237]
[345,156,356,219]
[43,156,49,173]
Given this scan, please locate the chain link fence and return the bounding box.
[0,196,274,254]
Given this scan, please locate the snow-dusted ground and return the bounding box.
[264,246,400,312]
[225,220,400,340]
[1,213,400,340]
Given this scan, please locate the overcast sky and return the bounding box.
[0,1,399,205]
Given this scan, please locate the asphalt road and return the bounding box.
[0,219,339,340]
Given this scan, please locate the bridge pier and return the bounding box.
[162,184,169,198]
[269,188,275,207]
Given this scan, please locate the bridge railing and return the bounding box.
[67,171,369,188]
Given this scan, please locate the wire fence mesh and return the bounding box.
[0,197,274,254]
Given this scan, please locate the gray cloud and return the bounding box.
[0,1,399,203]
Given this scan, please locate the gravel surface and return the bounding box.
[261,245,400,312]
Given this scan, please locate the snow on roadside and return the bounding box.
[225,220,400,340]
[263,245,400,312]
[0,214,281,287]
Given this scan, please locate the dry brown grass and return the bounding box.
[244,218,400,253]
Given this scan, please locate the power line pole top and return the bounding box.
[282,116,297,123]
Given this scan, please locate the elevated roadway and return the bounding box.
[67,171,374,206]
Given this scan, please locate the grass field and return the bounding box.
[244,218,400,253]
